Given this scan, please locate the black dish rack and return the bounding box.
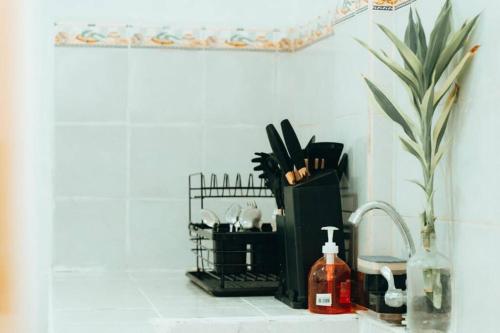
[186,173,280,296]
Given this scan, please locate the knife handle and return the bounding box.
[285,171,296,185]
[296,167,308,179]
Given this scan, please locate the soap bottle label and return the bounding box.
[339,280,351,304]
[316,293,332,306]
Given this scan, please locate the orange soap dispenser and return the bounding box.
[308,227,353,314]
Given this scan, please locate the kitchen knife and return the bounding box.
[337,153,348,181]
[280,119,308,180]
[305,135,316,150]
[266,124,296,185]
[304,135,316,173]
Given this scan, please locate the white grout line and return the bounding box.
[48,269,55,333]
[54,196,185,202]
[125,45,132,271]
[52,307,155,312]
[54,121,127,126]
[240,298,268,317]
[54,121,261,129]
[201,48,208,173]
[128,273,164,320]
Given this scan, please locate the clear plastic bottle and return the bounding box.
[308,227,353,314]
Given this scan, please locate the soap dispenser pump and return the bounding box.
[308,227,353,314]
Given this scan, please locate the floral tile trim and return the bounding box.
[55,23,129,47]
[372,0,416,11]
[131,26,206,49]
[54,0,416,51]
[336,0,369,24]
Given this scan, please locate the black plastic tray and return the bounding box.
[186,271,279,296]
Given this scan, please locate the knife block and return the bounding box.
[275,170,345,309]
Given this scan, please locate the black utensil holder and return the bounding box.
[275,170,346,309]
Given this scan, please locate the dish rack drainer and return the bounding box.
[186,172,280,296]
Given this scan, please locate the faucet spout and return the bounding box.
[348,201,416,258]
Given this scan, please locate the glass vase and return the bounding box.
[406,238,452,332]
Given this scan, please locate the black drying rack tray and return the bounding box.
[186,271,279,297]
[188,225,280,297]
[187,173,279,297]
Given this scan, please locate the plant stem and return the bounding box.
[420,89,436,251]
[422,163,436,250]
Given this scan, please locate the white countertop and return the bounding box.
[52,270,404,333]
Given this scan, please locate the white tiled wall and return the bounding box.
[54,48,280,269]
[52,0,301,28]
[53,44,336,271]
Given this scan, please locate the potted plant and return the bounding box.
[357,1,479,331]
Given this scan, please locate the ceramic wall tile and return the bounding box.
[204,51,276,126]
[128,48,203,124]
[327,15,370,119]
[393,142,424,218]
[370,114,395,204]
[452,221,500,332]
[53,199,127,270]
[202,126,270,176]
[275,52,300,122]
[356,214,398,257]
[155,316,358,333]
[285,44,335,128]
[54,126,127,197]
[52,275,150,310]
[128,200,192,269]
[53,322,158,333]
[330,115,369,206]
[53,308,158,324]
[129,126,202,199]
[55,47,128,122]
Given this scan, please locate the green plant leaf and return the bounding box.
[378,24,423,81]
[431,140,449,174]
[356,38,422,100]
[424,3,452,85]
[421,83,436,125]
[409,179,427,193]
[364,77,418,141]
[400,136,427,169]
[434,15,480,83]
[434,45,480,107]
[433,85,458,153]
[415,11,428,62]
[405,9,418,55]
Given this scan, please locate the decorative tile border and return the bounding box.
[372,0,416,11]
[54,0,415,52]
[55,23,129,48]
[336,0,369,24]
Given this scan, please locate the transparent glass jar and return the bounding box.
[406,238,452,332]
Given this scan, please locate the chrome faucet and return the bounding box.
[348,201,416,258]
[348,201,416,308]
